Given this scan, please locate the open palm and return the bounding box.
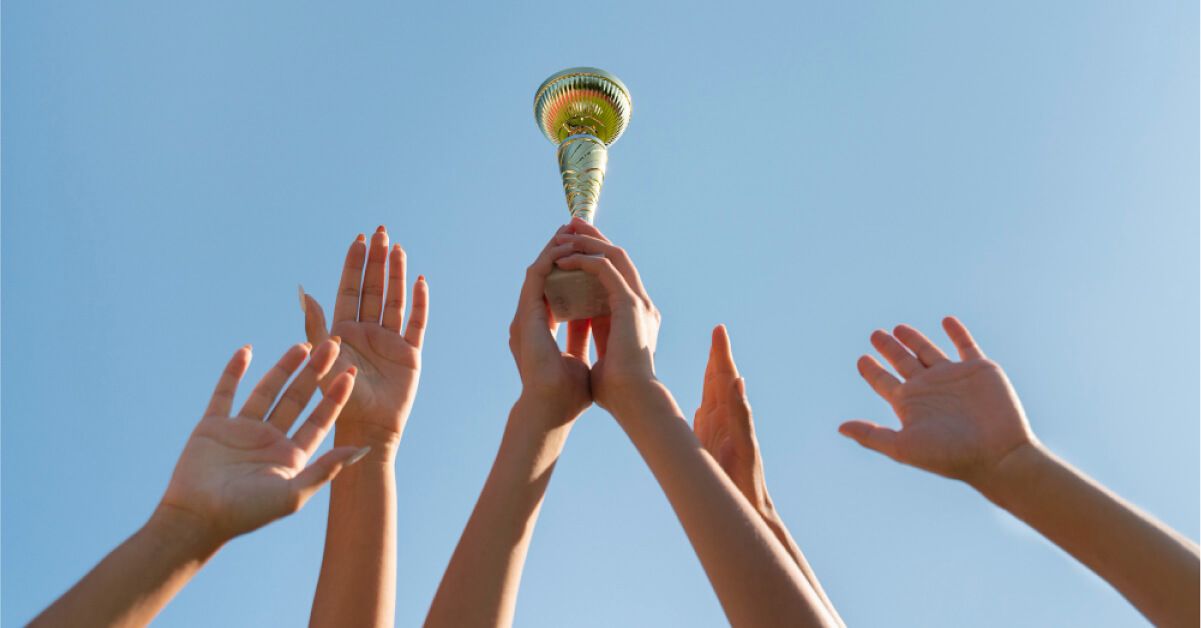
[840,317,1035,483]
[301,226,428,441]
[160,342,363,543]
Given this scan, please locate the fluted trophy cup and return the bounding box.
[533,67,632,321]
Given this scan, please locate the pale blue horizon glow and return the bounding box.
[3,2,1197,626]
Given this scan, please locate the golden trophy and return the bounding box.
[533,67,632,321]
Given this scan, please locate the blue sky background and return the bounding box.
[3,2,1197,626]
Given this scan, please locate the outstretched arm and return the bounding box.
[426,226,591,627]
[840,317,1200,626]
[32,341,362,627]
[557,219,837,627]
[306,226,429,628]
[694,324,843,626]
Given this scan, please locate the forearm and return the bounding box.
[426,398,573,628]
[976,442,1200,626]
[759,506,844,627]
[611,381,835,628]
[310,424,399,628]
[31,505,220,627]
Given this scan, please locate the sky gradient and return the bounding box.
[3,1,1198,626]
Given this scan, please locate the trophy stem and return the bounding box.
[557,134,608,223]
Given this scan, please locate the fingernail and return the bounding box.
[298,284,307,313]
[243,344,253,352]
[417,274,426,282]
[302,341,313,351]
[355,233,366,243]
[347,366,358,376]
[376,225,386,234]
[347,446,371,466]
[330,335,342,345]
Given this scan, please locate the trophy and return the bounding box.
[533,67,632,321]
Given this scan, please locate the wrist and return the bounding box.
[603,377,678,424]
[145,503,224,559]
[512,394,584,432]
[334,421,401,459]
[970,440,1053,507]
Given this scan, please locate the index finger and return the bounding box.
[517,226,576,313]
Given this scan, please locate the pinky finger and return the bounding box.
[403,276,429,348]
[292,368,356,456]
[838,420,899,458]
[289,445,371,509]
[942,316,985,360]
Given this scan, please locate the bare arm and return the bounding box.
[426,226,590,627]
[840,317,1200,627]
[33,342,363,627]
[609,383,836,628]
[30,507,220,628]
[426,401,576,627]
[555,219,837,627]
[306,226,429,628]
[978,443,1200,626]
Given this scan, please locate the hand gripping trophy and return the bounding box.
[533,67,632,321]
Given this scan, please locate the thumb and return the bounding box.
[838,420,899,458]
[290,445,370,507]
[301,290,331,345]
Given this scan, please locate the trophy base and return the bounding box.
[545,267,610,321]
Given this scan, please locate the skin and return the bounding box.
[305,226,429,628]
[553,218,838,627]
[693,324,843,626]
[426,224,591,627]
[840,318,1201,627]
[31,341,364,628]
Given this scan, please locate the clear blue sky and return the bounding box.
[3,2,1197,626]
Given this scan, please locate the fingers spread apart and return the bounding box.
[291,368,357,456]
[857,354,901,400]
[237,343,311,421]
[893,324,950,367]
[266,339,341,434]
[942,316,985,360]
[870,330,924,379]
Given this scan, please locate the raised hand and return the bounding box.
[839,317,1036,485]
[160,340,364,545]
[31,340,365,628]
[300,226,428,447]
[509,224,592,419]
[693,325,769,513]
[693,325,844,625]
[552,218,661,414]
